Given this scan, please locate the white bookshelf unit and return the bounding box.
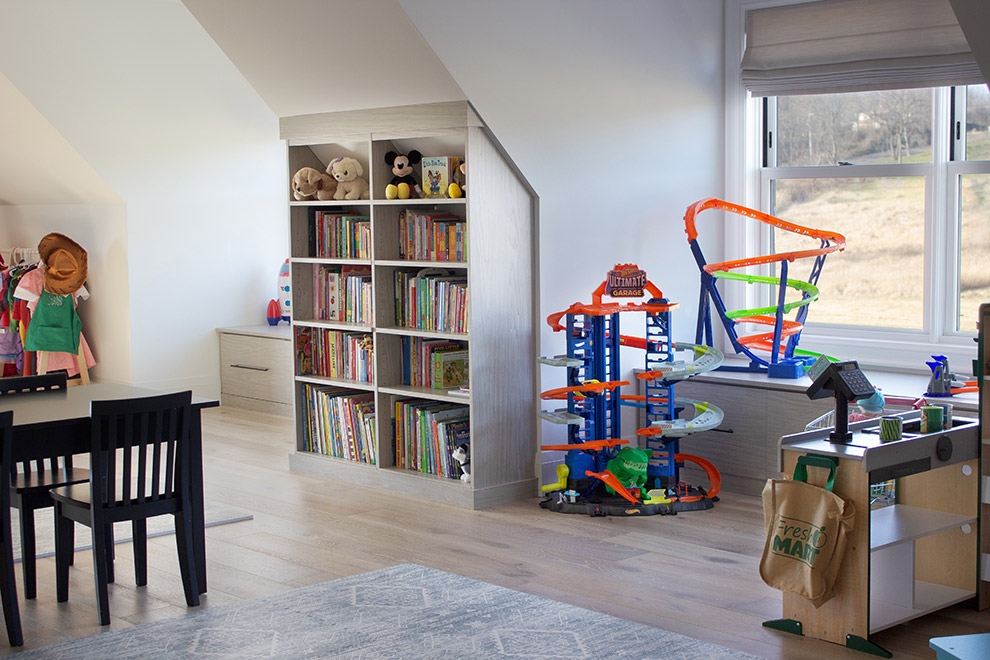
[281,102,539,509]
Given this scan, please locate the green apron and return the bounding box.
[23,290,81,354]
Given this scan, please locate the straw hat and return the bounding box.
[37,233,88,295]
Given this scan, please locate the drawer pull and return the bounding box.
[231,364,269,372]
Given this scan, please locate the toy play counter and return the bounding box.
[769,410,981,657]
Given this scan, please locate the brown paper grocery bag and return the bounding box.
[759,454,856,608]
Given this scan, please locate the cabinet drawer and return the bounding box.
[220,332,293,405]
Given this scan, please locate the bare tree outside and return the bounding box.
[777,89,932,167]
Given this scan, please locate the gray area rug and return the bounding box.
[15,563,762,659]
[10,504,253,562]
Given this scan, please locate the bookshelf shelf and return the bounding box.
[375,259,467,268]
[374,326,468,340]
[378,384,470,403]
[375,198,465,207]
[282,102,539,510]
[291,257,371,266]
[295,374,375,391]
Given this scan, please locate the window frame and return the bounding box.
[726,0,988,372]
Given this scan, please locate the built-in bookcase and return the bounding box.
[282,102,539,509]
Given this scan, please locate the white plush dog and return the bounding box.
[328,157,371,200]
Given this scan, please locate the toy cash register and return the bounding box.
[806,358,877,443]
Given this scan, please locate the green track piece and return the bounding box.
[712,270,819,320]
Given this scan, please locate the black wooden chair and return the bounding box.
[1,372,89,601]
[50,391,200,626]
[0,410,23,646]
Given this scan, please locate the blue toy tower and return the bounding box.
[538,265,725,516]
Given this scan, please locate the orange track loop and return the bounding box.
[735,315,803,330]
[540,438,628,452]
[620,395,669,402]
[671,453,721,501]
[585,470,638,504]
[540,380,630,400]
[683,198,845,274]
[547,301,678,332]
[703,249,840,275]
[738,332,801,350]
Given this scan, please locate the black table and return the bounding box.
[2,383,217,643]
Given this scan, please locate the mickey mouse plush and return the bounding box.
[384,150,423,199]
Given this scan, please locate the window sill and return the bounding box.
[684,356,979,415]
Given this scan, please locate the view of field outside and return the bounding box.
[775,177,926,330]
[769,86,989,333]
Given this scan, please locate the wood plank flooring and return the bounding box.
[2,406,987,657]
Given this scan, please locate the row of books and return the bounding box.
[394,399,469,479]
[300,384,377,464]
[393,269,468,333]
[398,210,466,262]
[313,265,373,324]
[400,336,469,389]
[295,327,374,383]
[309,211,371,259]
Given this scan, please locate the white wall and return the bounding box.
[399,0,727,443]
[0,70,130,383]
[0,1,288,393]
[0,0,727,417]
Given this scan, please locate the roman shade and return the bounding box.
[741,0,985,96]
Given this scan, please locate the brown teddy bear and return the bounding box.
[292,167,337,201]
[328,157,371,200]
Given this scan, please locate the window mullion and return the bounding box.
[930,87,953,342]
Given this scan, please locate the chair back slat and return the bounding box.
[150,409,162,502]
[163,409,176,498]
[89,391,192,511]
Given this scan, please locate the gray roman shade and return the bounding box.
[741,0,985,96]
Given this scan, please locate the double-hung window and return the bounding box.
[727,0,988,371]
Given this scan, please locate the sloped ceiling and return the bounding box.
[180,0,466,118]
[0,71,121,206]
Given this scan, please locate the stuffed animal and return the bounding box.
[328,157,370,200]
[448,161,466,198]
[452,443,471,483]
[384,150,423,199]
[292,167,337,201]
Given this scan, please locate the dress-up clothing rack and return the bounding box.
[0,247,40,270]
[1,248,91,385]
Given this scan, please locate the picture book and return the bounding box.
[295,327,314,376]
[422,156,462,198]
[433,349,468,389]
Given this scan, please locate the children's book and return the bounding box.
[422,156,462,198]
[295,327,314,375]
[433,349,468,389]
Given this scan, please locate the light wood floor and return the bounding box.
[3,406,987,657]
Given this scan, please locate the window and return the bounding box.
[726,0,987,371]
[759,85,989,368]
